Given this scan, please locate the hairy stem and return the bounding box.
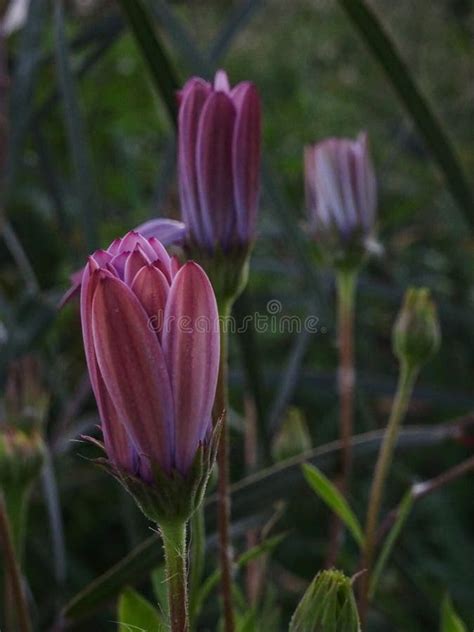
[359,361,417,624]
[161,521,189,632]
[214,299,235,632]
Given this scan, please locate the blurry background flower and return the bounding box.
[304,133,378,269]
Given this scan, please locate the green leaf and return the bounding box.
[117,0,179,126]
[117,587,165,632]
[302,463,364,547]
[337,0,474,229]
[440,595,467,632]
[150,566,168,619]
[369,490,414,598]
[61,424,458,623]
[5,0,47,199]
[194,533,286,619]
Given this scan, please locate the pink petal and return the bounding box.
[119,231,157,261]
[131,264,169,339]
[135,218,187,247]
[91,275,175,473]
[162,262,219,474]
[178,81,212,246]
[214,69,230,92]
[197,91,237,249]
[232,82,261,242]
[123,246,151,286]
[80,263,134,471]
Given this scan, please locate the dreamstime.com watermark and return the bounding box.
[147,300,326,336]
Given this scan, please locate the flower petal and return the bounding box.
[162,262,219,474]
[131,264,169,339]
[91,274,175,473]
[124,246,151,286]
[197,91,237,249]
[135,218,187,247]
[214,69,230,92]
[232,82,261,243]
[178,81,212,247]
[80,263,135,472]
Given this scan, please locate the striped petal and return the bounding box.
[232,82,261,242]
[80,263,135,472]
[197,91,237,249]
[135,218,187,247]
[124,246,151,286]
[178,81,212,247]
[162,262,219,474]
[131,264,169,339]
[91,274,175,473]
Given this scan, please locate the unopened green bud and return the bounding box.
[4,356,49,431]
[393,288,440,370]
[0,427,45,490]
[272,407,312,462]
[289,569,361,632]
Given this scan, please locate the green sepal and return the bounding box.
[392,287,441,371]
[289,569,361,632]
[97,420,221,526]
[310,227,381,275]
[185,242,251,306]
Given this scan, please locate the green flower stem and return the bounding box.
[214,298,235,632]
[359,360,418,623]
[161,521,189,632]
[3,484,30,562]
[0,492,32,632]
[189,505,205,624]
[336,268,357,493]
[326,268,357,566]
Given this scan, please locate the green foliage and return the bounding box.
[289,569,360,632]
[117,587,165,632]
[302,463,364,547]
[2,0,474,630]
[440,595,467,632]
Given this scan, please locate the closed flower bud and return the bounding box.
[4,356,49,431]
[272,407,312,462]
[393,288,441,370]
[0,427,45,492]
[290,569,361,632]
[305,133,378,271]
[178,70,261,303]
[80,231,221,524]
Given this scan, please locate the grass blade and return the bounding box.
[337,0,473,227]
[117,0,179,126]
[53,0,99,252]
[59,422,464,623]
[208,0,266,62]
[5,0,47,199]
[302,463,364,547]
[440,594,467,632]
[369,490,414,598]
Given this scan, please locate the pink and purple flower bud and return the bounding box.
[80,231,220,512]
[178,70,261,254]
[304,132,377,269]
[60,218,186,308]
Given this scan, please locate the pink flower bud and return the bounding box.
[80,231,220,481]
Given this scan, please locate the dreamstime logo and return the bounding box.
[147,300,324,335]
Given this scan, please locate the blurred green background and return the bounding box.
[1,0,474,630]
